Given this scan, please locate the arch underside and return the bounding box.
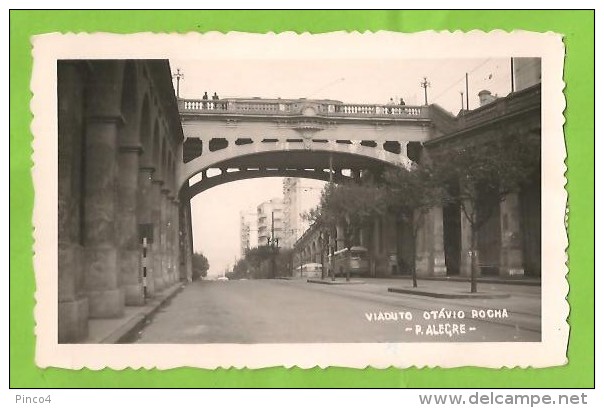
[184,150,396,199]
[179,141,413,194]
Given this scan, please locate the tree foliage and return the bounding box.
[227,246,294,280]
[306,179,384,250]
[430,131,540,229]
[380,165,445,233]
[191,251,209,280]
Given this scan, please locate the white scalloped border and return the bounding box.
[31,30,568,370]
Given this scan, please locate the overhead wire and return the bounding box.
[431,58,494,103]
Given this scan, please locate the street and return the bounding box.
[134,278,541,343]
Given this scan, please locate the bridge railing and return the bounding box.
[179,98,429,119]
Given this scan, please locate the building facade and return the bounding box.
[257,198,285,247]
[282,178,325,248]
[239,209,257,256]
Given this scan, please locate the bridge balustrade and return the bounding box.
[180,98,427,119]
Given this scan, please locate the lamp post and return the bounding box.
[267,211,280,278]
[267,236,279,278]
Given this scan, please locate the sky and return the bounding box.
[171,56,515,276]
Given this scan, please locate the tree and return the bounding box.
[191,251,210,280]
[429,131,540,292]
[228,257,250,280]
[230,246,293,280]
[378,164,446,287]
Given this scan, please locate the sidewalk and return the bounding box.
[85,283,185,343]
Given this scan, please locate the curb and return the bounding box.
[100,283,185,343]
[307,279,365,285]
[391,276,541,287]
[387,287,511,299]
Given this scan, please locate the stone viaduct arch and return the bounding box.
[176,97,434,199]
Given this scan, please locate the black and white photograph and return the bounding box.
[32,32,567,369]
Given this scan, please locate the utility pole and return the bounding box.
[420,77,430,105]
[460,91,465,112]
[271,211,276,279]
[465,73,470,111]
[510,57,515,93]
[173,68,184,98]
[328,153,335,282]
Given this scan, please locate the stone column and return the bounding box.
[58,61,89,342]
[172,199,181,283]
[118,145,144,306]
[336,222,345,251]
[415,207,446,277]
[384,214,399,276]
[83,117,124,318]
[151,178,165,292]
[181,200,194,282]
[499,192,525,277]
[160,188,171,287]
[459,200,474,277]
[137,168,156,297]
[359,226,368,248]
[165,195,177,285]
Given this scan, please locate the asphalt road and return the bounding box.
[134,278,541,343]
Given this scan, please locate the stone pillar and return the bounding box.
[459,200,474,277]
[58,61,89,342]
[83,117,124,318]
[499,192,525,277]
[415,207,447,276]
[137,168,156,297]
[118,145,145,305]
[336,223,345,251]
[176,200,186,281]
[359,226,368,248]
[160,188,171,287]
[181,200,194,282]
[170,200,179,283]
[167,197,179,285]
[384,214,398,276]
[151,178,165,292]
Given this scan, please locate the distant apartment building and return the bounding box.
[239,209,257,257]
[282,178,325,248]
[257,198,285,247]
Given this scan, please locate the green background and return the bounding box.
[9,10,594,388]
